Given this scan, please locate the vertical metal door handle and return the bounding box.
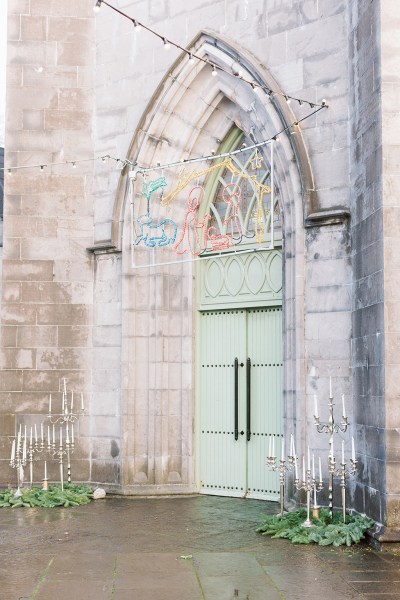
[234,357,239,441]
[246,357,251,441]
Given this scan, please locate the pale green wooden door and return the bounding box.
[198,307,282,501]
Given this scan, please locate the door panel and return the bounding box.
[246,308,282,500]
[198,310,247,496]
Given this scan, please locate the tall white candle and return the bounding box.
[81,392,84,410]
[66,424,70,444]
[23,437,26,461]
[281,437,285,461]
[319,456,322,483]
[329,376,332,399]
[52,424,55,445]
[342,394,346,418]
[312,453,315,479]
[292,436,296,459]
[302,456,305,482]
[352,436,355,461]
[294,455,298,480]
[314,483,317,507]
[24,425,27,439]
[30,427,33,446]
[40,423,43,441]
[11,439,15,462]
[71,390,74,411]
[35,424,38,443]
[17,430,21,453]
[272,435,275,458]
[342,440,345,464]
[314,394,318,418]
[307,446,310,471]
[268,435,272,457]
[44,460,48,480]
[63,378,67,394]
[49,394,52,414]
[290,434,294,457]
[48,425,51,448]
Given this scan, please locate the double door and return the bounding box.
[198,307,282,500]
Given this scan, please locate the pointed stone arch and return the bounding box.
[116,30,313,492]
[111,29,317,252]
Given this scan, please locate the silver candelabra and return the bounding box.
[9,428,27,496]
[328,443,357,523]
[294,452,324,527]
[314,377,357,518]
[49,423,75,490]
[45,379,84,484]
[266,434,296,516]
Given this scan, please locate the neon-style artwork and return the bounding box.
[142,176,167,200]
[172,186,238,255]
[222,183,242,240]
[161,159,270,208]
[133,213,177,248]
[173,187,209,255]
[249,149,264,170]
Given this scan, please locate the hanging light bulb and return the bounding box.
[93,0,102,13]
[188,53,194,63]
[7,169,12,176]
[40,165,44,172]
[163,38,171,50]
[72,162,76,168]
[284,95,291,104]
[132,19,142,31]
[211,65,217,77]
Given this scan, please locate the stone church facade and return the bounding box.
[1,0,399,545]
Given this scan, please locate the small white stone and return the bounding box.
[93,487,106,499]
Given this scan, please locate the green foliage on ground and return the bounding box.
[257,508,374,546]
[0,483,93,508]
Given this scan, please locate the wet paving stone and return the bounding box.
[1,495,400,599]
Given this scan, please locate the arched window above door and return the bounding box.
[200,127,282,253]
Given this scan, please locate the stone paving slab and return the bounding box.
[1,495,400,599]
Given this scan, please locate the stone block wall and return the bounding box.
[380,0,400,531]
[0,0,96,483]
[349,0,386,525]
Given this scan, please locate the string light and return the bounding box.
[96,0,328,109]
[211,65,217,77]
[93,0,102,13]
[1,106,325,176]
[132,19,141,31]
